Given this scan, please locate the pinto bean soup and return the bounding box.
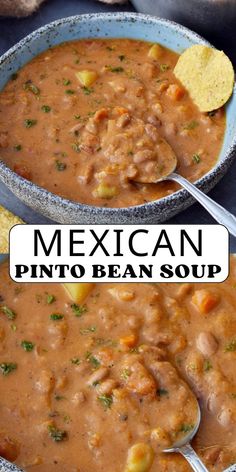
[1,258,236,471]
[0,39,225,207]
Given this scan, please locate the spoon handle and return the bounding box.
[169,173,236,237]
[178,443,209,472]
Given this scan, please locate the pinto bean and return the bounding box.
[196,332,218,357]
[133,149,155,163]
[97,379,117,395]
[35,369,55,394]
[87,367,109,386]
[125,361,156,396]
[116,113,131,128]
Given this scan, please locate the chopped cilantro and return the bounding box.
[1,306,16,320]
[23,81,40,95]
[14,144,22,151]
[47,294,56,304]
[21,340,34,352]
[82,86,94,95]
[98,394,113,409]
[71,142,81,153]
[71,303,87,317]
[157,388,169,397]
[160,64,170,72]
[179,424,194,433]
[24,119,37,128]
[50,313,64,321]
[55,160,67,171]
[71,357,81,365]
[65,89,75,95]
[193,153,201,164]
[48,425,67,442]
[0,362,17,376]
[80,326,96,335]
[86,353,100,369]
[108,66,124,73]
[121,368,131,380]
[183,120,199,130]
[203,360,212,372]
[55,394,65,401]
[63,79,71,86]
[224,339,236,352]
[41,105,51,113]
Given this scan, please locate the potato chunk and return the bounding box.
[125,443,154,472]
[63,283,95,303]
[76,70,98,87]
[148,44,162,60]
[94,183,119,199]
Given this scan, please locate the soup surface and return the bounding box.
[1,260,236,471]
[0,39,225,208]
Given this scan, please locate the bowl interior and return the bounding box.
[0,12,236,222]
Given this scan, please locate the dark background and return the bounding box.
[0,0,236,250]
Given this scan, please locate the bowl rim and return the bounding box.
[0,11,236,220]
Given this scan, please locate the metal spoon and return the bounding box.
[163,400,208,472]
[134,149,236,237]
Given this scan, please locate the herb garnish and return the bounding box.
[71,357,81,365]
[23,81,40,95]
[21,340,34,352]
[107,66,124,73]
[98,394,113,409]
[179,424,194,433]
[63,79,71,86]
[203,360,212,372]
[0,362,17,376]
[80,326,96,335]
[71,303,87,317]
[65,89,75,95]
[55,160,67,171]
[14,144,22,151]
[48,425,67,442]
[183,120,199,131]
[50,313,64,321]
[47,294,56,304]
[86,352,100,369]
[121,368,131,380]
[160,64,170,72]
[82,86,94,95]
[1,306,16,320]
[193,153,201,164]
[119,55,126,62]
[41,105,51,113]
[71,143,81,153]
[157,388,169,397]
[24,119,37,128]
[224,339,236,352]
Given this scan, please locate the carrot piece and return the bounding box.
[192,289,220,314]
[114,106,129,116]
[119,333,138,348]
[166,83,185,101]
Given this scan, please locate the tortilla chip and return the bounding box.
[174,45,234,112]
[0,205,24,253]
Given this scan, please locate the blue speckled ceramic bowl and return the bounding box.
[0,12,236,224]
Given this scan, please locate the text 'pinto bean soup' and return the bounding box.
[0,39,225,207]
[1,258,236,471]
